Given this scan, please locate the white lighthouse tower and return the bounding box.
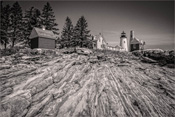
[120,31,128,51]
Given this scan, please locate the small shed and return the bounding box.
[29,27,57,49]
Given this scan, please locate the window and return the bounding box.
[94,44,96,47]
[133,44,136,49]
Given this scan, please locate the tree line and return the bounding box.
[60,16,93,49]
[0,1,93,50]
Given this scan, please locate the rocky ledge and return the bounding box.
[0,48,175,117]
[132,49,175,68]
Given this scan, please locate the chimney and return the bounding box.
[128,30,134,52]
[42,26,46,30]
[130,30,134,40]
[92,36,94,40]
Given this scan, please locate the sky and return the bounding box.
[2,1,174,50]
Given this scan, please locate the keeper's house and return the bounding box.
[29,27,57,49]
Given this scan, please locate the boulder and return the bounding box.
[97,53,106,61]
[0,57,6,63]
[132,49,175,66]
[140,56,157,63]
[89,56,98,64]
[61,48,75,54]
[76,48,93,56]
[143,49,165,60]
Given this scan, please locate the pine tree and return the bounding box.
[73,16,91,48]
[41,2,58,34]
[0,1,5,48]
[0,2,11,49]
[10,1,23,48]
[60,17,74,48]
[23,7,41,45]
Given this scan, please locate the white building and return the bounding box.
[119,30,145,52]
[92,30,145,52]
[120,31,128,51]
[129,30,145,52]
[93,33,108,49]
[93,33,122,51]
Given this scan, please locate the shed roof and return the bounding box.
[29,27,57,40]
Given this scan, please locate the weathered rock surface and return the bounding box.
[132,49,175,67]
[0,48,175,117]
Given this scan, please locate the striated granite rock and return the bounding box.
[0,48,175,117]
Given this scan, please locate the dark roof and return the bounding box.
[121,31,127,38]
[29,27,57,40]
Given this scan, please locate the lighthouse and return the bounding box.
[120,31,128,51]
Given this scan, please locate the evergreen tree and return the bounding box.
[0,1,5,48]
[60,17,74,48]
[23,7,41,45]
[10,1,23,47]
[73,16,91,48]
[0,2,11,49]
[41,2,58,34]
